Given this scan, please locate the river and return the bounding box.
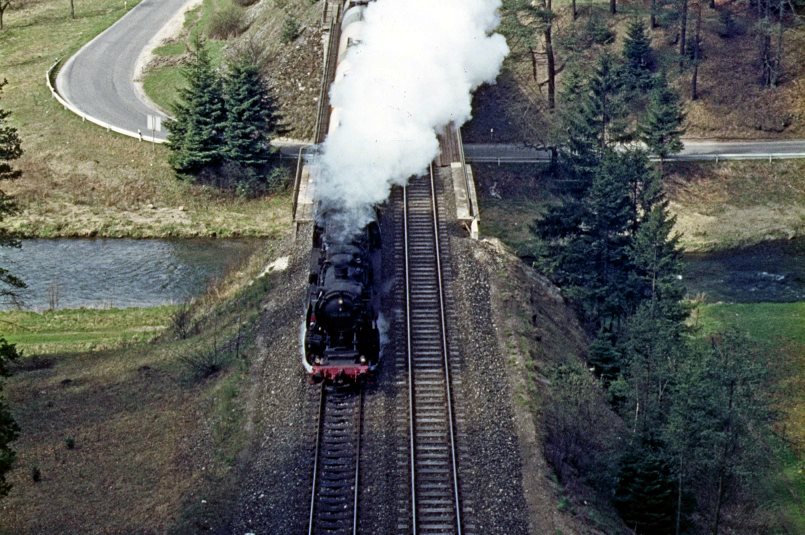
[0,239,261,310]
[683,238,805,303]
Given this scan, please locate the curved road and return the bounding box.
[56,0,805,160]
[55,0,190,142]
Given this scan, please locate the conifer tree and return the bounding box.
[587,53,630,147]
[223,59,278,168]
[558,66,601,194]
[622,19,654,90]
[0,79,25,299]
[628,197,686,320]
[640,73,685,171]
[166,36,226,175]
[0,79,22,183]
[614,444,676,534]
[0,81,24,499]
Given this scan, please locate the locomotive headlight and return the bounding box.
[359,355,367,364]
[314,356,322,364]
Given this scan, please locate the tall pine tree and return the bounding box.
[622,19,654,91]
[223,59,278,168]
[166,36,226,175]
[0,79,24,499]
[640,73,685,170]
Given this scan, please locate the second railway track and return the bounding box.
[403,166,463,535]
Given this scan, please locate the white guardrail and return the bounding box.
[46,59,167,144]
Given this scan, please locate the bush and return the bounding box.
[281,17,301,44]
[207,6,246,39]
[64,436,75,450]
[179,344,232,382]
[171,302,195,339]
[233,0,258,6]
[31,466,41,482]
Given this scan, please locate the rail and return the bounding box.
[403,165,463,534]
[307,384,363,535]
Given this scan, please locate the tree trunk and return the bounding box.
[70,0,75,19]
[610,0,616,15]
[545,26,556,109]
[0,1,8,30]
[679,0,689,58]
[771,0,784,86]
[651,0,657,28]
[572,0,577,20]
[529,46,538,81]
[692,1,702,99]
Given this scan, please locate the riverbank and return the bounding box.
[0,0,293,239]
[0,236,291,532]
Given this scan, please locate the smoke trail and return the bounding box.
[312,0,509,234]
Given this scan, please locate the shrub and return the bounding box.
[31,466,41,482]
[281,17,301,44]
[207,6,246,39]
[233,0,258,6]
[64,436,75,450]
[171,302,195,339]
[179,344,232,382]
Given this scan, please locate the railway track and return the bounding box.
[308,384,363,535]
[403,166,463,535]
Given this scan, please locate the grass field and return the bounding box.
[694,301,804,533]
[0,0,291,239]
[0,306,179,355]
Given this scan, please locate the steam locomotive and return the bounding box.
[302,215,382,382]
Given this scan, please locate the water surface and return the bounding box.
[0,239,260,310]
[683,238,805,303]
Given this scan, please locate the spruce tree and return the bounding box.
[223,59,278,168]
[586,53,630,147]
[614,444,676,534]
[0,79,25,299]
[622,19,654,90]
[166,36,226,175]
[558,66,601,194]
[0,79,22,183]
[628,197,686,320]
[640,73,685,168]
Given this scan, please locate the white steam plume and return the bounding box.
[312,0,509,233]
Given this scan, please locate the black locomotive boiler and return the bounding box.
[303,215,381,382]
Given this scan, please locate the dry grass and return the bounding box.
[481,0,805,144]
[665,2,805,139]
[665,159,805,250]
[0,0,292,238]
[1,345,208,532]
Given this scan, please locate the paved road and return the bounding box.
[278,140,805,162]
[462,140,805,163]
[55,0,188,142]
[55,0,805,161]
